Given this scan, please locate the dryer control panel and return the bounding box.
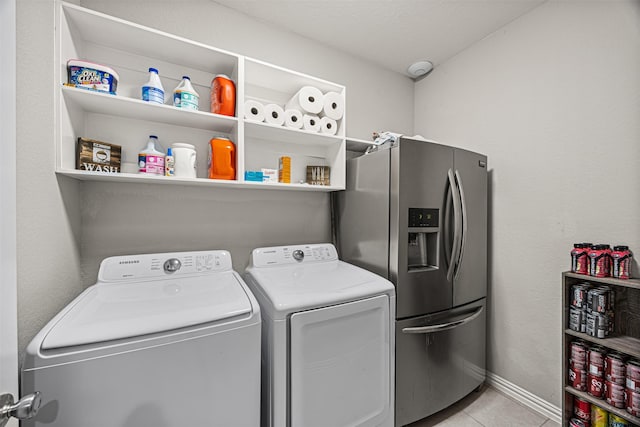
[98,250,233,282]
[251,244,338,267]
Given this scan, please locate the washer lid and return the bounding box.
[41,272,252,350]
[246,260,394,317]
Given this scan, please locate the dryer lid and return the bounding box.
[246,261,394,317]
[41,272,253,349]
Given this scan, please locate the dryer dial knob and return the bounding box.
[292,250,304,262]
[163,258,182,273]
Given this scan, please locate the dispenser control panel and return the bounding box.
[251,244,338,267]
[408,208,439,228]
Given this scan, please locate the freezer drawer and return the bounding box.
[395,299,486,426]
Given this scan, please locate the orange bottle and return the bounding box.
[208,137,236,180]
[210,74,236,117]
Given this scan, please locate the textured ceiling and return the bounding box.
[211,0,547,77]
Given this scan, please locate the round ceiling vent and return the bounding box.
[407,61,433,78]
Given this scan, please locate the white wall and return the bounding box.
[15,0,414,356]
[414,0,640,406]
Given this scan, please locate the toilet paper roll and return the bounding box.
[286,86,324,115]
[302,114,321,133]
[322,91,345,121]
[284,109,303,129]
[319,116,338,135]
[263,103,285,126]
[244,100,265,122]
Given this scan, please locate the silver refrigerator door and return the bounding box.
[336,148,390,280]
[452,148,488,307]
[392,139,453,318]
[395,298,486,426]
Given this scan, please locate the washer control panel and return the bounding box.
[251,244,338,267]
[98,250,232,282]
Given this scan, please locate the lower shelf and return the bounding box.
[56,169,344,192]
[565,329,640,359]
[565,386,640,425]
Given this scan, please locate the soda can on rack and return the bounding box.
[571,283,590,309]
[591,404,608,427]
[608,414,629,426]
[569,307,586,333]
[569,418,587,427]
[587,287,614,314]
[571,340,589,369]
[605,353,627,384]
[589,345,607,376]
[588,373,605,398]
[604,380,626,408]
[626,387,640,417]
[586,312,609,338]
[569,364,587,391]
[626,360,640,385]
[573,396,591,423]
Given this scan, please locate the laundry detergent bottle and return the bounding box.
[141,67,165,104]
[138,135,165,176]
[173,76,199,111]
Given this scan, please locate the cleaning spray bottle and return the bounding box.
[173,76,199,111]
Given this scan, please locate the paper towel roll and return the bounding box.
[284,109,303,129]
[263,103,285,126]
[319,116,338,135]
[244,100,265,122]
[302,114,321,133]
[286,86,324,114]
[322,91,344,120]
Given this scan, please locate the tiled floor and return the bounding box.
[408,386,561,427]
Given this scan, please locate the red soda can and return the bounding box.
[569,364,587,391]
[605,352,627,384]
[605,380,626,408]
[571,341,589,369]
[588,345,606,376]
[589,244,611,277]
[612,245,632,279]
[571,243,591,274]
[569,418,587,427]
[574,396,591,422]
[588,373,604,398]
[627,360,640,381]
[626,388,640,417]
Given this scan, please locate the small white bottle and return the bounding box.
[141,68,165,104]
[173,76,199,111]
[165,147,175,177]
[138,135,165,176]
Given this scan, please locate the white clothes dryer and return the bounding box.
[244,243,395,427]
[21,250,261,427]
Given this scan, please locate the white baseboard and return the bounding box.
[486,372,562,424]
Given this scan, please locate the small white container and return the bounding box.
[171,143,197,178]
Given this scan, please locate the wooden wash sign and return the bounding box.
[76,137,121,173]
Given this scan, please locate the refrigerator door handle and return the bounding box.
[401,306,484,334]
[446,169,462,283]
[453,170,468,280]
[443,173,454,268]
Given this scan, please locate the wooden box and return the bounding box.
[306,166,330,186]
[76,137,121,173]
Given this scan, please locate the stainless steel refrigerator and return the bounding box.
[335,137,487,426]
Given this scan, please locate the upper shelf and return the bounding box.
[62,86,238,133]
[563,271,640,290]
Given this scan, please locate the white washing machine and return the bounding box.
[21,250,261,427]
[244,243,395,427]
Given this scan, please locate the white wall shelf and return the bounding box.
[57,2,346,191]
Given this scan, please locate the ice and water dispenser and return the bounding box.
[407,208,439,271]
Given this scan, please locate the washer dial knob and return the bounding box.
[292,250,305,262]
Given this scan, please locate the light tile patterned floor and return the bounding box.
[407,386,561,427]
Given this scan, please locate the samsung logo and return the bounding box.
[119,260,140,265]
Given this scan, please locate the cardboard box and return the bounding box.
[76,137,121,173]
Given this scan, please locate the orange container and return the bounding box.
[210,74,236,117]
[208,137,236,180]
